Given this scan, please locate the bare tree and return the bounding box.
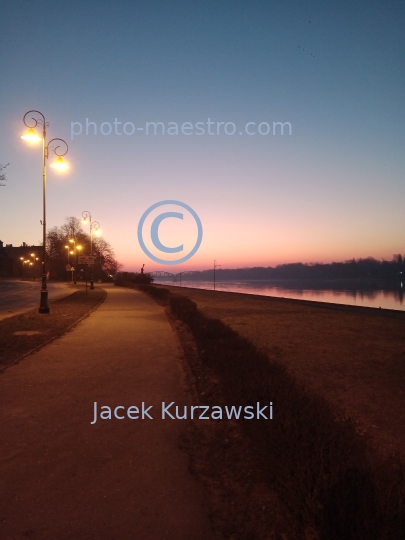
[0,163,10,187]
[46,226,65,260]
[103,258,124,277]
[61,216,84,239]
[45,216,122,279]
[93,237,123,276]
[46,217,91,279]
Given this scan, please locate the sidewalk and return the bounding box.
[0,285,216,540]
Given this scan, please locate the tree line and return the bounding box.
[180,255,405,282]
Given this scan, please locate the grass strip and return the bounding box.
[0,287,106,370]
[137,283,405,540]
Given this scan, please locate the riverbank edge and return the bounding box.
[118,281,405,539]
[154,282,405,319]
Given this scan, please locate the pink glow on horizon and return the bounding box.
[120,248,402,273]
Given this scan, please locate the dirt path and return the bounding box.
[0,285,216,540]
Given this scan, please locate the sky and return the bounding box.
[0,0,404,273]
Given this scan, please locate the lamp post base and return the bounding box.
[39,290,50,314]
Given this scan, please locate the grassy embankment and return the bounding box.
[127,282,405,540]
[162,285,405,459]
[0,286,106,371]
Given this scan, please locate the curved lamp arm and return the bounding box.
[23,110,47,129]
[47,137,68,158]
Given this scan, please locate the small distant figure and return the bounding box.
[141,264,145,275]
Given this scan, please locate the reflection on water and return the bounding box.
[153,279,405,311]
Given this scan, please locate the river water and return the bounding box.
[153,279,405,311]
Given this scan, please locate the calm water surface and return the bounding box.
[154,279,405,311]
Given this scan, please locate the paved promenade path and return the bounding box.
[0,285,215,540]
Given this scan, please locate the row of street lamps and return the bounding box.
[65,240,82,284]
[20,253,39,280]
[21,110,101,312]
[63,216,101,288]
[81,211,100,290]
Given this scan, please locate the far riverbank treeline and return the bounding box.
[182,255,405,282]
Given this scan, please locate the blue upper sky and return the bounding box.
[1,0,404,270]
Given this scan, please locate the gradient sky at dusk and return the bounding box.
[1,0,404,272]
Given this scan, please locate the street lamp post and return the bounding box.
[22,259,30,279]
[69,250,74,282]
[35,257,39,280]
[30,253,38,280]
[214,259,221,291]
[69,239,82,284]
[65,245,70,281]
[81,211,100,290]
[22,110,69,314]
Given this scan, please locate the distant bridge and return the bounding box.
[149,270,200,282]
[149,271,174,278]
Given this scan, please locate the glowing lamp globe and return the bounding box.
[50,156,69,171]
[21,128,42,144]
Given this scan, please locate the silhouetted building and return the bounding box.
[0,241,42,278]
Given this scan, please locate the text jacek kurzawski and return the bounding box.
[90,402,273,424]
